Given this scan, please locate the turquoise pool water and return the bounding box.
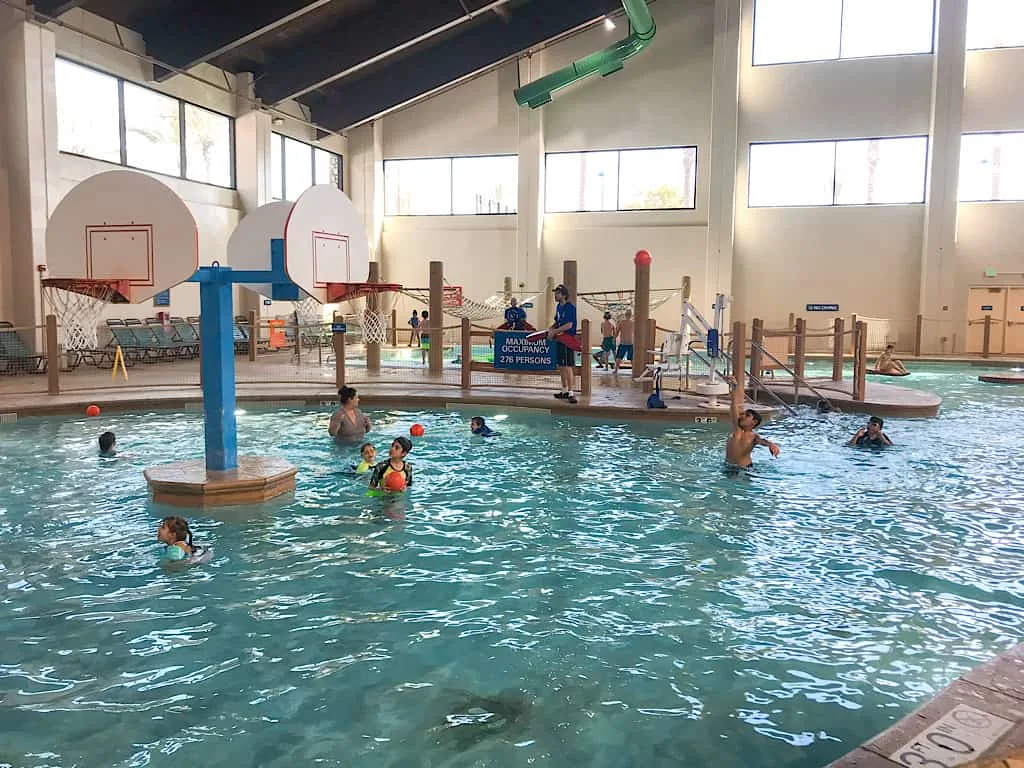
[1,364,1022,767]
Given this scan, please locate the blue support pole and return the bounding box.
[198,275,238,471]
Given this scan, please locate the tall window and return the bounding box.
[753,0,935,65]
[54,58,235,188]
[270,132,343,202]
[383,155,517,216]
[748,137,928,207]
[545,147,697,213]
[959,133,1024,201]
[966,0,1024,50]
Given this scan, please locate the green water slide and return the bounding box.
[513,0,656,108]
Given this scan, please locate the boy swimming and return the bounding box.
[98,431,117,457]
[725,379,779,469]
[848,416,893,447]
[368,437,414,492]
[353,442,376,473]
[470,416,500,437]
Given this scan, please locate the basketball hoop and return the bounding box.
[41,278,128,352]
[327,282,402,345]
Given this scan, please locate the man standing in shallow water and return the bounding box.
[725,377,779,469]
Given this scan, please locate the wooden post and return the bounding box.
[832,317,844,382]
[643,317,656,392]
[543,275,555,332]
[853,320,867,401]
[732,320,746,411]
[793,317,807,379]
[982,315,992,358]
[633,251,651,384]
[247,310,257,362]
[46,315,59,395]
[503,276,513,302]
[580,318,592,397]
[390,308,398,347]
[333,322,346,389]
[428,261,444,374]
[563,260,578,304]
[914,313,923,357]
[461,317,472,390]
[787,312,795,354]
[366,261,381,373]
[749,318,764,383]
[848,313,857,355]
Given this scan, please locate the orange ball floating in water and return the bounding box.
[384,471,407,493]
[85,405,101,417]
[410,423,425,437]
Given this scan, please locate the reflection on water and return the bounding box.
[0,364,1021,767]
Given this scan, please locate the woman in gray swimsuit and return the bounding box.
[329,386,371,443]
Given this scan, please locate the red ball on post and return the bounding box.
[85,405,101,417]
[410,423,425,437]
[634,250,652,267]
[384,471,407,493]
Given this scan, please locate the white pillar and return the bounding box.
[704,0,743,316]
[0,19,58,341]
[919,0,968,352]
[516,55,545,300]
[348,122,384,276]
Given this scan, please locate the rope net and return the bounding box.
[401,287,537,322]
[328,283,402,344]
[42,281,117,351]
[578,289,680,319]
[854,314,892,353]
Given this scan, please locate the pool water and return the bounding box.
[1,364,1022,767]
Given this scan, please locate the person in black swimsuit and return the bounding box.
[848,416,893,447]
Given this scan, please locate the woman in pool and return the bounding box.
[329,386,371,444]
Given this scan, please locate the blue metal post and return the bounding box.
[198,275,237,471]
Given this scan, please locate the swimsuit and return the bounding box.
[601,336,616,353]
[334,408,369,442]
[368,460,413,490]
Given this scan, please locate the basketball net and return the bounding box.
[340,291,398,345]
[292,296,322,327]
[43,284,114,351]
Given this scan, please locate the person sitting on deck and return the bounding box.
[848,416,893,448]
[725,378,780,470]
[503,298,528,331]
[874,344,908,375]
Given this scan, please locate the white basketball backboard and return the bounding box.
[46,170,198,303]
[226,200,294,300]
[284,185,370,303]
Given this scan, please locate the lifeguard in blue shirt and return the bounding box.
[548,284,579,404]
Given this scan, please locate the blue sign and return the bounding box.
[981,305,993,312]
[521,302,534,309]
[332,322,347,334]
[152,289,170,307]
[494,331,555,371]
[806,303,839,312]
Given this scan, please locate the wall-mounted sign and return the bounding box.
[521,302,534,309]
[981,305,993,311]
[263,298,272,306]
[806,303,839,312]
[152,290,170,307]
[331,322,347,334]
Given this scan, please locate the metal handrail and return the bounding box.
[746,339,840,409]
[685,342,797,416]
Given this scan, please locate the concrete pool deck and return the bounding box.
[829,643,1024,768]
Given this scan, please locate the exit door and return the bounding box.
[1006,287,1024,355]
[966,287,1006,354]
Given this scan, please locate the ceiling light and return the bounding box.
[603,16,616,31]
[271,117,285,126]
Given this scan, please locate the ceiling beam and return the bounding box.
[31,0,89,17]
[256,0,514,105]
[307,0,620,130]
[142,0,337,81]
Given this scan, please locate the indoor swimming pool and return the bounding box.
[0,364,1021,767]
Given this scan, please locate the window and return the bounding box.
[967,0,1024,50]
[55,59,120,163]
[749,137,928,207]
[753,0,935,65]
[959,133,1024,201]
[544,147,697,213]
[54,58,235,188]
[383,155,518,216]
[270,132,343,201]
[184,104,232,187]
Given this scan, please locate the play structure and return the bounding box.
[43,169,371,505]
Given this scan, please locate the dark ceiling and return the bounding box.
[32,0,624,131]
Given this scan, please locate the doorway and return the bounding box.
[966,287,1010,354]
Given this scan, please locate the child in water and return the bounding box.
[99,431,117,457]
[157,516,197,561]
[725,378,780,469]
[368,437,413,492]
[353,442,376,473]
[470,416,500,437]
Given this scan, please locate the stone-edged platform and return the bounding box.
[145,455,297,507]
[979,374,1024,385]
[757,377,942,417]
[829,643,1024,768]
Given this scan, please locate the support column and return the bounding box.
[516,56,545,294]
[919,0,968,353]
[233,101,274,321]
[0,20,58,343]
[349,123,385,270]
[732,321,746,412]
[428,261,443,373]
[366,261,381,373]
[199,278,238,472]
[562,260,577,304]
[704,0,743,311]
[633,252,651,382]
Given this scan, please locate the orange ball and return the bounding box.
[410,423,425,437]
[85,405,101,417]
[384,471,407,493]
[634,250,652,267]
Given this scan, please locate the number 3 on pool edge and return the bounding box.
[897,752,948,767]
